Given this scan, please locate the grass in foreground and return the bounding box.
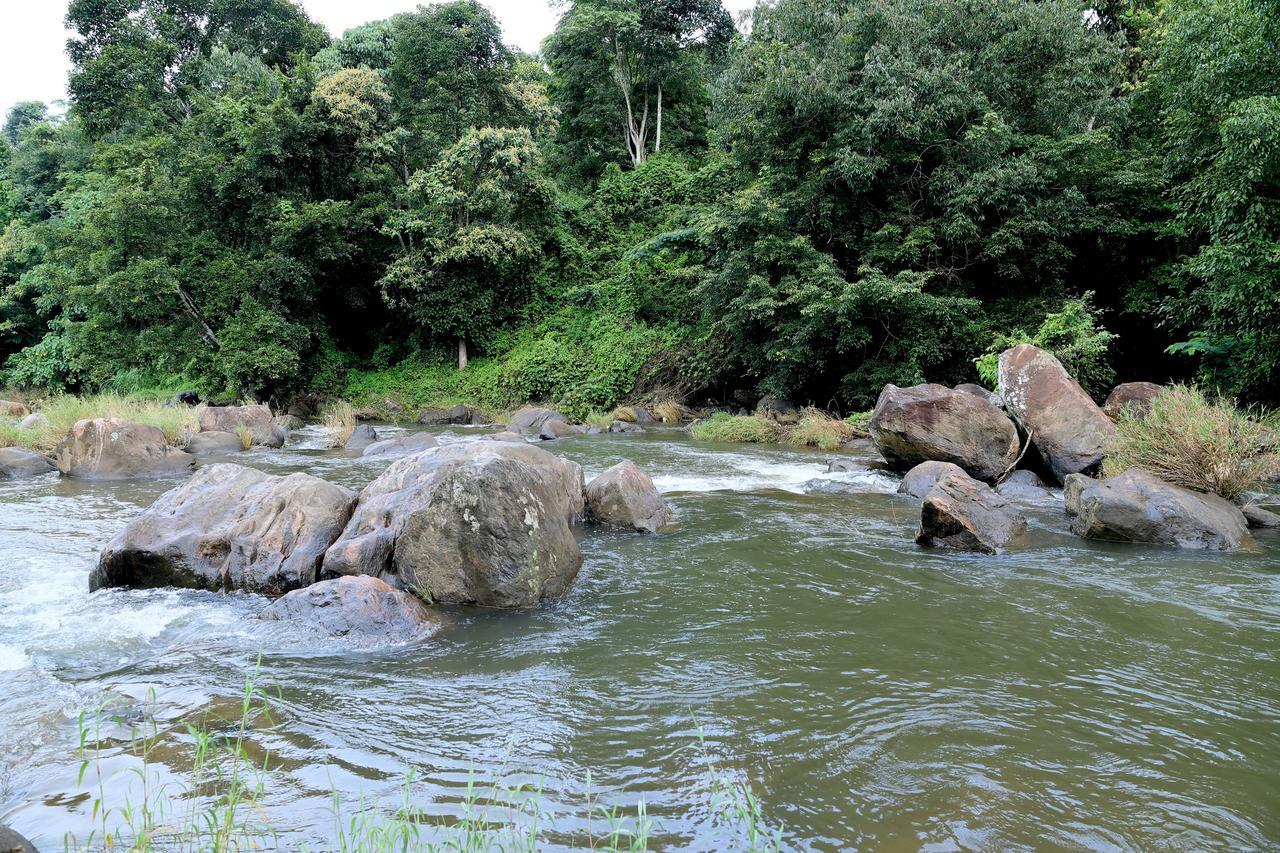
[0,393,198,452]
[1103,384,1280,499]
[67,662,783,852]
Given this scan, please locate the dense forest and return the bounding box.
[0,0,1276,418]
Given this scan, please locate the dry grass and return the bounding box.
[1103,384,1280,500]
[782,408,857,451]
[0,393,197,452]
[653,399,683,424]
[321,400,357,449]
[611,405,638,423]
[235,424,254,451]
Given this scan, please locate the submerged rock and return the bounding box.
[197,404,285,448]
[997,345,1115,483]
[1103,382,1163,421]
[322,442,585,608]
[0,447,55,479]
[508,407,568,436]
[56,418,194,480]
[484,431,526,444]
[262,575,446,641]
[92,463,356,594]
[916,472,1028,554]
[344,424,378,451]
[1069,469,1251,550]
[585,460,672,533]
[869,383,1020,482]
[1242,504,1280,529]
[185,430,244,455]
[898,460,967,499]
[996,469,1054,501]
[362,431,438,458]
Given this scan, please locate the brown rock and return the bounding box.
[869,383,1020,482]
[262,575,446,641]
[1103,382,1163,421]
[585,460,672,532]
[916,472,1028,553]
[0,400,30,417]
[186,430,244,455]
[92,463,357,593]
[56,418,194,480]
[197,404,285,448]
[997,345,1115,483]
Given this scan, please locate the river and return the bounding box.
[0,426,1277,849]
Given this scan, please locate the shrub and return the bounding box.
[1103,385,1280,500]
[844,411,872,436]
[690,413,780,444]
[976,293,1117,396]
[782,408,857,451]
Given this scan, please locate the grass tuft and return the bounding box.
[1103,384,1280,500]
[781,408,857,451]
[653,400,682,424]
[690,413,781,444]
[612,405,638,423]
[322,401,357,448]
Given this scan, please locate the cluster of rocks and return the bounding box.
[89,439,673,642]
[868,344,1268,553]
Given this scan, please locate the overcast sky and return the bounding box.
[0,1,756,121]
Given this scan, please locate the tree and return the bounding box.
[545,0,732,174]
[379,128,554,368]
[3,102,49,145]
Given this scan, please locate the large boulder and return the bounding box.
[954,383,1003,408]
[1069,469,1252,550]
[362,431,438,458]
[197,404,285,448]
[56,418,194,480]
[418,407,450,425]
[185,430,244,455]
[540,419,586,440]
[915,472,1028,554]
[997,345,1115,483]
[1103,381,1163,421]
[344,424,378,452]
[262,575,447,641]
[0,447,55,479]
[322,442,585,608]
[0,400,29,417]
[585,460,672,533]
[608,420,643,434]
[869,383,1020,482]
[898,460,967,499]
[92,463,356,593]
[508,407,567,436]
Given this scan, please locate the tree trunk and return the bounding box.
[457,338,468,371]
[655,85,663,154]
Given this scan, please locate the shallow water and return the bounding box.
[0,427,1277,849]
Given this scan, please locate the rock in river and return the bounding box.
[92,463,357,593]
[898,460,967,499]
[263,575,446,641]
[345,423,378,451]
[508,407,568,436]
[1070,469,1253,550]
[869,383,1019,482]
[362,431,438,457]
[0,447,55,479]
[322,442,585,608]
[56,418,194,480]
[998,344,1115,483]
[585,460,672,532]
[197,404,286,448]
[186,430,244,455]
[915,471,1028,554]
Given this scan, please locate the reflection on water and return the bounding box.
[0,427,1277,849]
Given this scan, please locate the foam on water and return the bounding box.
[645,454,898,495]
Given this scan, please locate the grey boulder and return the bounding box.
[92,463,357,593]
[484,431,527,444]
[998,344,1115,483]
[262,575,447,641]
[1063,473,1097,517]
[540,419,586,440]
[608,420,643,434]
[869,383,1020,482]
[56,418,194,480]
[344,424,378,451]
[322,442,585,608]
[1069,469,1252,550]
[197,404,286,448]
[916,472,1028,554]
[0,447,55,479]
[898,460,967,498]
[1242,504,1280,529]
[362,431,439,458]
[186,430,244,455]
[585,460,672,533]
[18,413,48,431]
[508,407,568,436]
[996,469,1054,501]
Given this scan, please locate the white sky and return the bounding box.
[0,1,756,121]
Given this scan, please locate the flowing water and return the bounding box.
[0,427,1277,850]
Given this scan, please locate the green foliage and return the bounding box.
[691,413,781,444]
[975,293,1118,396]
[1103,385,1280,499]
